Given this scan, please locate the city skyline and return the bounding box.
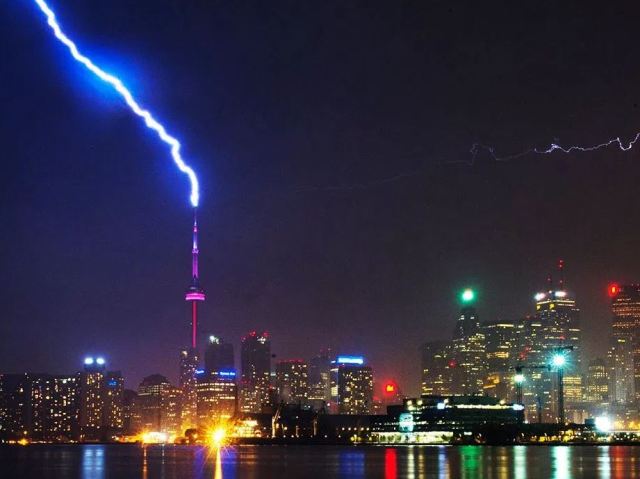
[5,0,640,400]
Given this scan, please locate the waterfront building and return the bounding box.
[136,374,182,436]
[196,369,237,427]
[79,357,106,441]
[30,374,80,441]
[330,356,373,414]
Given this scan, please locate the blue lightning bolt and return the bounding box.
[33,0,200,207]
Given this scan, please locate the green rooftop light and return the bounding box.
[461,288,476,303]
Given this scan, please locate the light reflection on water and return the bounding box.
[552,446,572,479]
[81,445,105,479]
[5,444,640,478]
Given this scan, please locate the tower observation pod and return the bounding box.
[185,208,205,349]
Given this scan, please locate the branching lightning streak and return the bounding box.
[33,0,200,207]
[298,134,640,192]
[471,132,640,165]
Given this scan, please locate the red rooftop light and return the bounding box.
[608,283,620,297]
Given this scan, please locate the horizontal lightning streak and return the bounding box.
[33,0,200,207]
[298,134,640,192]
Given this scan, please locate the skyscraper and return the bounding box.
[136,374,182,436]
[196,370,237,428]
[608,284,640,405]
[103,371,124,438]
[30,374,80,442]
[181,209,206,431]
[420,340,453,396]
[482,319,524,400]
[0,373,31,442]
[308,350,332,410]
[276,360,309,405]
[204,335,235,374]
[450,291,487,395]
[585,358,609,410]
[525,264,583,423]
[330,356,373,414]
[178,348,198,432]
[239,331,271,413]
[79,357,106,441]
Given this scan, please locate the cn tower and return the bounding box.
[179,207,205,430]
[185,207,205,347]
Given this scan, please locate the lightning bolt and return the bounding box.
[33,0,200,207]
[470,132,640,165]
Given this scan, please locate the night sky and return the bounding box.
[3,1,640,395]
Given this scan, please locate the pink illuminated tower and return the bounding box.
[179,208,205,431]
[185,208,206,347]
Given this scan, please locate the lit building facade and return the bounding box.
[330,356,373,414]
[584,358,608,409]
[103,371,124,437]
[482,319,525,401]
[136,374,182,436]
[0,374,31,441]
[420,341,453,396]
[521,285,583,423]
[609,284,640,405]
[79,358,106,441]
[239,332,271,413]
[275,360,309,404]
[30,374,80,442]
[451,303,487,395]
[196,370,237,428]
[179,348,198,431]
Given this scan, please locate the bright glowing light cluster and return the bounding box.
[552,354,566,368]
[211,427,227,446]
[33,0,200,207]
[84,356,105,366]
[594,416,612,433]
[461,288,475,303]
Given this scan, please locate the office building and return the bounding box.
[196,370,237,428]
[239,331,271,413]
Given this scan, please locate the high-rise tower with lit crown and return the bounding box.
[180,208,205,432]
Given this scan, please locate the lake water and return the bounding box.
[1,444,639,478]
